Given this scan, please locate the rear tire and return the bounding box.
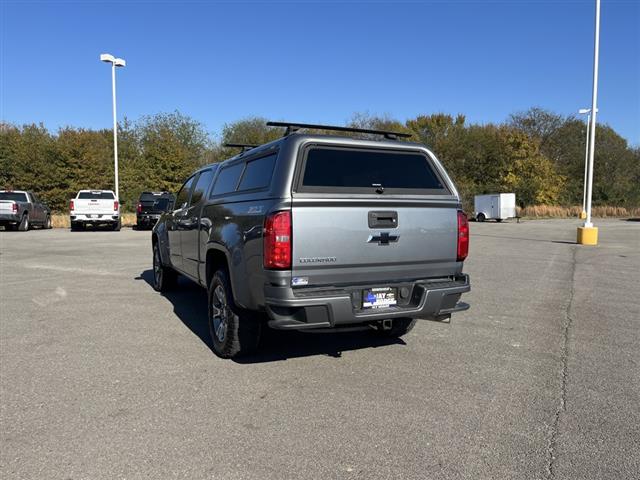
[152,241,177,292]
[45,215,52,229]
[113,219,121,231]
[477,213,486,222]
[374,317,417,338]
[18,213,29,231]
[496,218,503,223]
[208,269,261,359]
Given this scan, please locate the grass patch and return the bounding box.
[48,206,638,228]
[51,213,137,228]
[517,205,640,219]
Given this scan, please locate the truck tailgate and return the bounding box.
[74,199,116,215]
[291,199,459,287]
[0,201,16,212]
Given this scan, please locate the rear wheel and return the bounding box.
[496,218,503,223]
[18,213,29,231]
[45,215,52,229]
[112,219,121,231]
[476,213,486,222]
[152,241,177,292]
[208,269,261,358]
[374,317,417,338]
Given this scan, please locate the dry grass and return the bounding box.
[49,207,638,228]
[51,213,137,228]
[516,205,640,219]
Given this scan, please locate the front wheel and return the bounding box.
[18,214,29,231]
[208,269,261,359]
[374,317,417,338]
[45,215,52,229]
[152,242,177,292]
[476,213,486,222]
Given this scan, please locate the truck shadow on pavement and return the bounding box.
[137,270,405,363]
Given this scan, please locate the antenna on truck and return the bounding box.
[266,121,412,140]
[224,143,259,152]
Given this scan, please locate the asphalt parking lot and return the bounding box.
[1,219,639,479]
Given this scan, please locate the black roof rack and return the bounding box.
[266,121,412,140]
[224,143,259,152]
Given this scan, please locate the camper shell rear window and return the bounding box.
[296,146,449,195]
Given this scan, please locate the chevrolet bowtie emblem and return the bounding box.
[367,232,400,245]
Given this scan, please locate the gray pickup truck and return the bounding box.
[152,122,470,358]
[0,190,52,231]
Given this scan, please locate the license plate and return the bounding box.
[362,287,397,309]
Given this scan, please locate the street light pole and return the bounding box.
[577,0,600,245]
[578,108,594,219]
[582,112,590,217]
[100,53,126,200]
[111,61,119,200]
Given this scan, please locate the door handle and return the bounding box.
[368,211,398,228]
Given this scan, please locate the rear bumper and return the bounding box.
[137,214,160,226]
[0,213,20,223]
[71,214,119,223]
[264,274,470,330]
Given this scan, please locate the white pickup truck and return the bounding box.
[70,190,121,231]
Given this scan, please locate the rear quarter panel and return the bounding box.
[201,197,283,309]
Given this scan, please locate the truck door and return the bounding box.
[181,169,215,280]
[491,195,500,219]
[28,193,43,223]
[168,175,196,271]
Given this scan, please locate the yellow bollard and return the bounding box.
[577,226,598,245]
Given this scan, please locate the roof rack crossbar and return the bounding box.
[224,143,259,152]
[266,121,412,140]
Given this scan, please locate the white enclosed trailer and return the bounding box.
[474,193,516,222]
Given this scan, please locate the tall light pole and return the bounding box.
[577,0,601,246]
[578,108,593,220]
[100,53,126,200]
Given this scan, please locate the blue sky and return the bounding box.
[2,0,639,144]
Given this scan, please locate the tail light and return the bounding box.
[12,203,18,213]
[114,201,119,211]
[137,203,142,214]
[264,210,292,270]
[457,210,469,261]
[69,200,74,211]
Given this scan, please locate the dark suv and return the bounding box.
[152,122,470,358]
[136,192,175,229]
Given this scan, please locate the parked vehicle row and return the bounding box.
[0,190,51,231]
[1,188,175,232]
[68,190,175,231]
[151,122,471,359]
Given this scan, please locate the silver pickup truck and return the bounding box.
[0,190,51,231]
[152,123,470,358]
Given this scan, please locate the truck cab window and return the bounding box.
[175,176,195,209]
[190,169,214,205]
